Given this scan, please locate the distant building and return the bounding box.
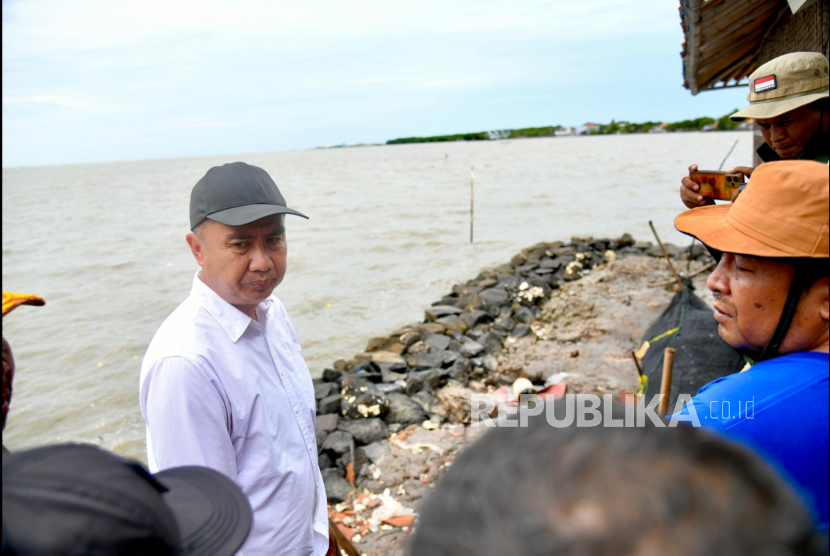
[648,123,668,133]
[738,118,755,131]
[578,123,599,135]
[703,122,718,131]
[487,130,511,140]
[555,127,576,137]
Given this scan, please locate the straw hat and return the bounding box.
[675,160,829,259]
[2,291,45,317]
[730,52,829,122]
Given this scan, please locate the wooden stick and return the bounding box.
[658,347,676,418]
[648,220,684,288]
[648,261,716,288]
[631,351,643,377]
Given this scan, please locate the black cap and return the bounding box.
[190,162,308,230]
[2,444,252,556]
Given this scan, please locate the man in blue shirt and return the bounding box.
[674,160,829,531]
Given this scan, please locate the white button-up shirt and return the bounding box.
[140,273,328,555]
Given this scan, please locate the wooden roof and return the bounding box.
[680,0,789,94]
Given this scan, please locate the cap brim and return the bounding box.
[675,205,807,258]
[207,203,309,227]
[729,89,829,121]
[155,466,252,556]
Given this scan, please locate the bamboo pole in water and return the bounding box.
[470,165,475,244]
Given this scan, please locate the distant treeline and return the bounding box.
[386,110,742,144]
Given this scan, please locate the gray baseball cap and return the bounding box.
[190,162,308,230]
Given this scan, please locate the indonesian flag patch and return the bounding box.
[754,74,777,93]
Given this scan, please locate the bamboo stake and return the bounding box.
[648,261,716,288]
[658,347,676,418]
[648,221,684,288]
[470,165,475,244]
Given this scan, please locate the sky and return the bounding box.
[2,0,750,168]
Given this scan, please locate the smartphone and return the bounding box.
[689,171,745,201]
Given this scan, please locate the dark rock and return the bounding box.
[539,257,561,270]
[423,333,451,351]
[460,339,485,358]
[516,263,539,274]
[478,278,499,289]
[479,288,510,307]
[333,359,348,371]
[460,310,492,330]
[405,369,442,395]
[435,314,467,333]
[447,358,471,381]
[471,354,499,373]
[406,352,444,370]
[362,440,391,464]
[616,233,635,247]
[340,375,389,419]
[460,340,484,358]
[315,382,337,400]
[411,391,448,423]
[478,331,504,355]
[513,306,534,324]
[438,349,459,367]
[316,413,339,434]
[381,368,407,383]
[322,368,343,384]
[399,330,422,347]
[338,418,388,446]
[318,394,342,415]
[337,447,369,477]
[406,341,430,355]
[446,338,462,352]
[452,293,483,311]
[376,382,405,396]
[425,305,464,321]
[321,468,352,503]
[318,452,333,470]
[321,430,353,455]
[384,393,427,425]
[511,324,532,338]
[420,322,447,335]
[495,315,515,331]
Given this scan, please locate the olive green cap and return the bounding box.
[730,52,829,122]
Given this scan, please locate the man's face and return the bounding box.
[186,214,287,316]
[756,104,823,159]
[707,253,794,354]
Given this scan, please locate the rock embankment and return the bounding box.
[315,234,708,489]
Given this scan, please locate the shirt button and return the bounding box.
[308,443,313,450]
[294,406,299,414]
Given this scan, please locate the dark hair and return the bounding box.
[409,401,824,556]
[808,97,830,113]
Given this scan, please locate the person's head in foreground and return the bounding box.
[730,52,829,161]
[186,162,308,318]
[675,160,828,361]
[2,444,251,556]
[409,401,826,556]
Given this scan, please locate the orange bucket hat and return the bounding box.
[675,160,829,258]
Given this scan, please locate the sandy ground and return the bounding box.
[330,254,715,556]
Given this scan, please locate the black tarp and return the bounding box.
[641,281,746,409]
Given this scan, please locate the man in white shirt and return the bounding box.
[140,162,328,555]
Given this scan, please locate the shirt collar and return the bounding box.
[190,271,273,343]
